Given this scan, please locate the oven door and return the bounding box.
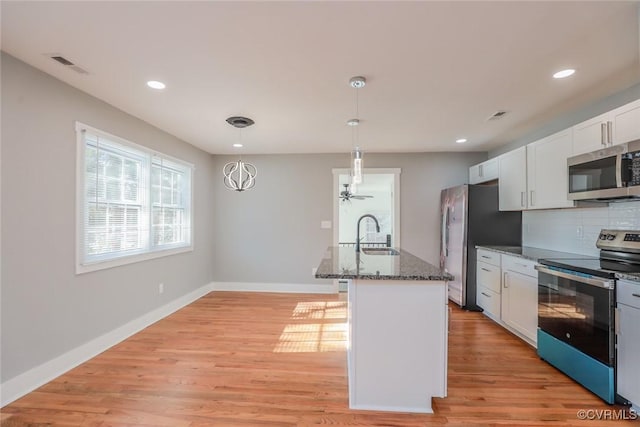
[536,265,615,366]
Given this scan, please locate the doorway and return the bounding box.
[332,168,401,249]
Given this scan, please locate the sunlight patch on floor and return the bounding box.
[273,301,348,353]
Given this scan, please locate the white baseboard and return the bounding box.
[349,403,434,414]
[212,281,336,294]
[0,282,215,407]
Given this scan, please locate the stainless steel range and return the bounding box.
[535,229,640,404]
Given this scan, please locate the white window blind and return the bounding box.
[77,123,192,272]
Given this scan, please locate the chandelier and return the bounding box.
[223,116,257,192]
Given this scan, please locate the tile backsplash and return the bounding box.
[522,200,640,256]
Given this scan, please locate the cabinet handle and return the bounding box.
[479,164,484,178]
[481,267,491,272]
[632,293,640,298]
[520,191,525,207]
[481,255,491,259]
[607,121,613,145]
[601,123,607,146]
[530,190,535,207]
[481,292,491,298]
[503,272,508,288]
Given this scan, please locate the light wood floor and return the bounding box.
[1,291,635,426]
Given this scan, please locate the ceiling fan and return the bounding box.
[339,184,374,202]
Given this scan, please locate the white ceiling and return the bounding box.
[2,1,639,155]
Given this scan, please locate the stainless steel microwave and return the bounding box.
[567,139,640,201]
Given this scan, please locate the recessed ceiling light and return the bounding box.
[347,119,360,126]
[233,143,243,148]
[146,80,166,90]
[456,138,467,144]
[553,69,575,79]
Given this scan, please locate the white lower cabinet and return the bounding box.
[476,249,538,347]
[617,280,640,411]
[476,250,502,320]
[501,255,538,346]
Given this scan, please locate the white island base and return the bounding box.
[347,279,448,414]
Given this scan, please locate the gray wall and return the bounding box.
[490,82,640,157]
[211,152,486,284]
[0,53,216,382]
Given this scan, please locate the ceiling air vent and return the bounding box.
[487,110,508,121]
[51,56,73,66]
[48,54,89,74]
[226,116,255,128]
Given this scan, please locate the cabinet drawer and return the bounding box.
[477,249,501,267]
[502,255,537,277]
[477,261,501,294]
[477,286,500,319]
[618,280,640,309]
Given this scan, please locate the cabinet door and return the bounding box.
[572,112,609,155]
[617,303,640,406]
[502,270,538,344]
[477,261,501,294]
[470,159,499,185]
[526,129,574,209]
[498,147,527,211]
[469,164,481,184]
[477,286,500,320]
[612,99,640,145]
[482,158,499,182]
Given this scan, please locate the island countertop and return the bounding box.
[315,246,452,281]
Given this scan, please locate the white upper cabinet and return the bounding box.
[612,99,640,145]
[572,98,640,156]
[526,129,575,210]
[498,146,527,211]
[572,112,611,156]
[469,158,498,184]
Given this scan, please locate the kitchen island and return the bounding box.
[315,247,452,414]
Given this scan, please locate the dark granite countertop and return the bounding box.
[315,247,452,281]
[616,272,640,283]
[476,245,595,262]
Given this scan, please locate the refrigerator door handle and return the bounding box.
[442,207,449,257]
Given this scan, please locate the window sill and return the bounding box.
[76,245,193,275]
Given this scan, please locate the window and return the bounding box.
[77,122,192,273]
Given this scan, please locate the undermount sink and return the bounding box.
[361,247,400,256]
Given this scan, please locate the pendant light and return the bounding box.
[223,116,257,192]
[348,76,366,186]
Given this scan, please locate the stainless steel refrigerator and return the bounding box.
[440,184,522,310]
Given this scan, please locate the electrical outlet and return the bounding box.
[576,225,584,239]
[320,220,332,229]
[338,280,349,293]
[158,283,164,294]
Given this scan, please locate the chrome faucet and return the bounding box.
[356,214,381,253]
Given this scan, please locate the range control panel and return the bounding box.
[597,229,640,252]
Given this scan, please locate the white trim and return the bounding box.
[0,282,214,407]
[75,121,195,169]
[348,403,434,414]
[75,121,194,274]
[211,282,335,294]
[76,246,194,274]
